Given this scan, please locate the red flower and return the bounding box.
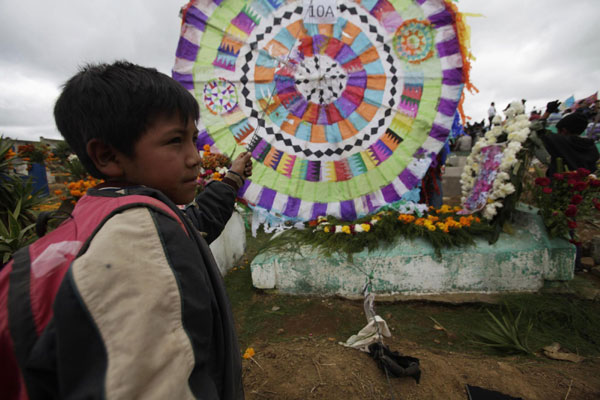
[535,177,551,187]
[565,204,578,217]
[308,220,318,227]
[569,239,582,246]
[590,179,600,188]
[576,168,591,178]
[565,171,579,178]
[570,194,583,205]
[595,199,600,211]
[552,173,564,180]
[542,187,553,194]
[567,220,577,229]
[567,178,577,186]
[573,181,588,191]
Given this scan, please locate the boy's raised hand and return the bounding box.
[230,151,253,178]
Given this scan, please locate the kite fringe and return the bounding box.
[445,0,480,123]
[180,0,195,26]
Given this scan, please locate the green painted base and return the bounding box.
[250,207,575,297]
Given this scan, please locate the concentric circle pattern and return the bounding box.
[293,54,347,103]
[203,78,238,115]
[394,19,435,63]
[174,0,466,221]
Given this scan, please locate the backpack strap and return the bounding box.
[7,246,39,393]
[115,195,187,234]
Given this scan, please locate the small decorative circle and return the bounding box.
[203,78,238,115]
[294,55,348,104]
[394,19,435,64]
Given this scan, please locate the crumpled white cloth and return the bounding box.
[340,315,391,352]
[340,291,392,352]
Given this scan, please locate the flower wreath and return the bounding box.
[460,101,532,220]
[311,201,428,233]
[259,202,491,259]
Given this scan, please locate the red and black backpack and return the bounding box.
[0,191,185,400]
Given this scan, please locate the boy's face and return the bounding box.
[118,114,200,204]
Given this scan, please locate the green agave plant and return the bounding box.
[1,136,45,225]
[0,199,36,264]
[472,306,534,355]
[0,136,45,264]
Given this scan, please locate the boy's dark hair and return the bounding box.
[556,113,588,136]
[54,61,200,178]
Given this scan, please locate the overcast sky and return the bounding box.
[1,0,599,141]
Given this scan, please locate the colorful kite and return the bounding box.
[173,0,472,221]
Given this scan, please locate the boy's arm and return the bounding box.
[185,179,239,243]
[185,152,252,243]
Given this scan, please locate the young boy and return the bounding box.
[0,61,250,399]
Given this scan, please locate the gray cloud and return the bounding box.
[460,0,600,121]
[0,0,182,140]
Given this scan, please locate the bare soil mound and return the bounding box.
[243,337,600,399]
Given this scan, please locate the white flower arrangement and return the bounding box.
[460,101,532,220]
[396,201,429,215]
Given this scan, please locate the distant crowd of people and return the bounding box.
[450,96,600,154]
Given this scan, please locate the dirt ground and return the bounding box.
[233,279,600,400]
[242,337,600,400]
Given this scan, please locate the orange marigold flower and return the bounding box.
[459,216,471,227]
[437,205,452,214]
[54,189,63,195]
[203,144,211,152]
[5,149,16,159]
[436,222,449,233]
[243,347,255,359]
